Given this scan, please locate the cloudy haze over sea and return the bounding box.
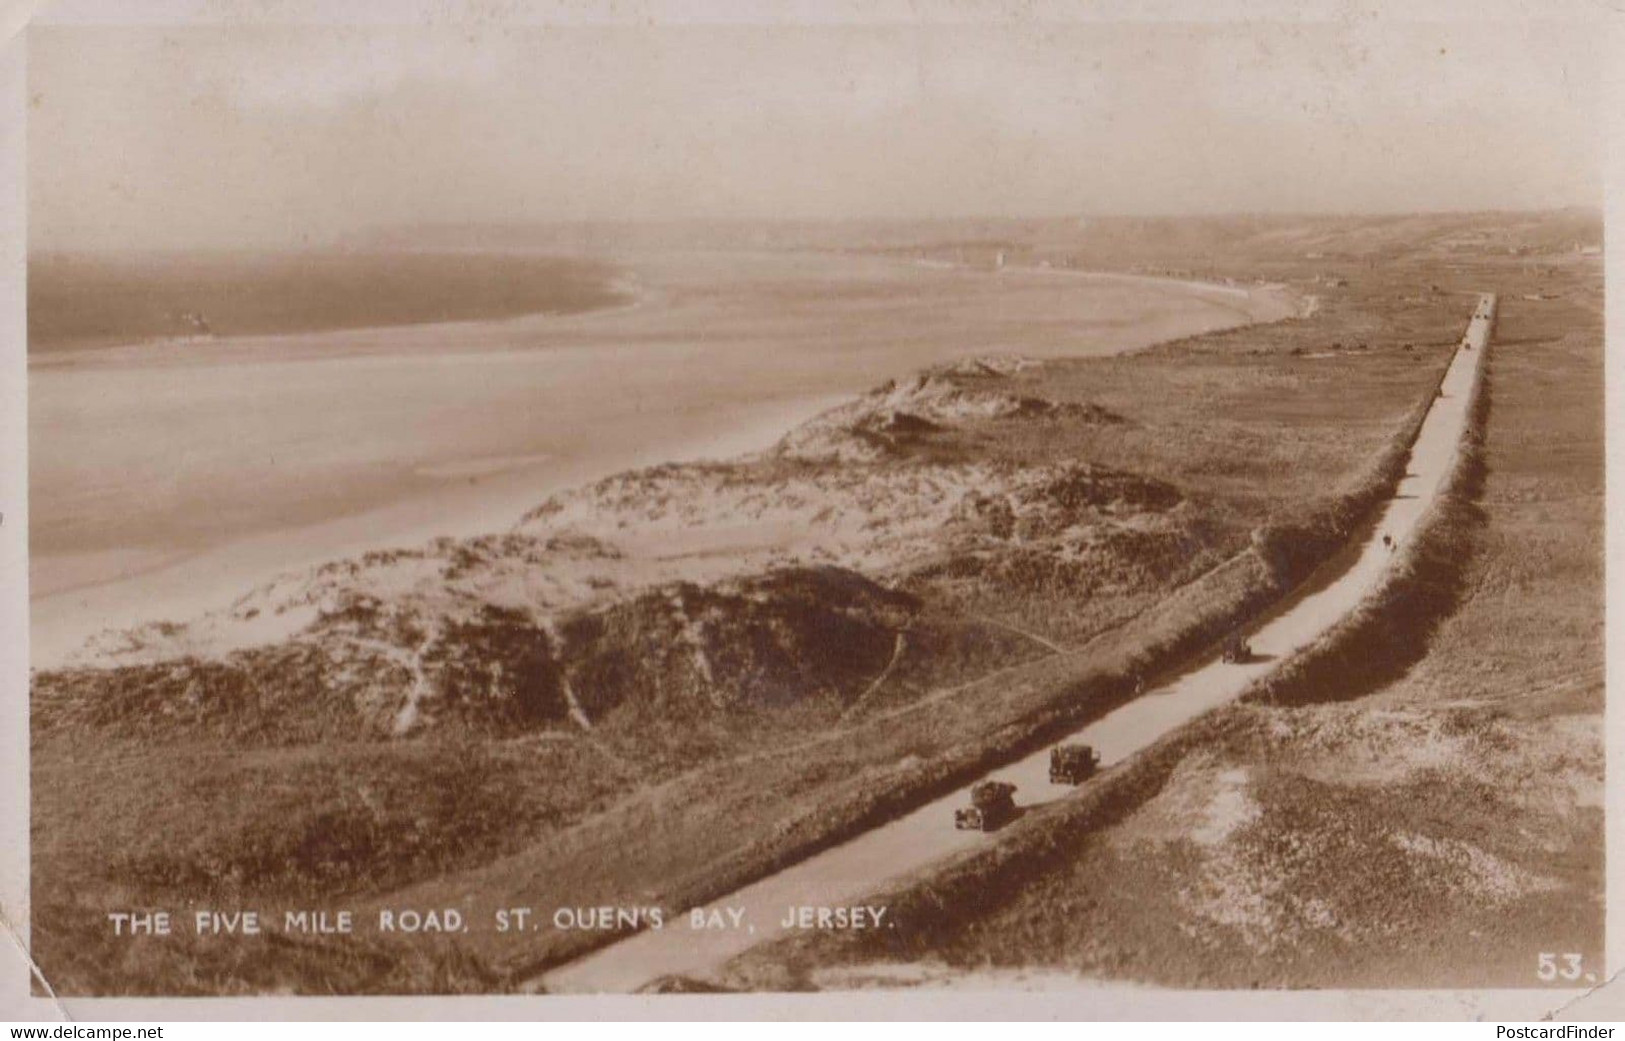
[30,17,1601,251]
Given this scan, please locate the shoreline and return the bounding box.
[27,256,1289,370]
[30,262,1299,671]
[30,390,848,669]
[861,248,1302,316]
[26,250,644,365]
[25,280,653,372]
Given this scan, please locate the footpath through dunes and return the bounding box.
[535,293,1496,994]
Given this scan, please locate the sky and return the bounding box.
[26,16,1606,250]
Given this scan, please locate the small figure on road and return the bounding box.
[1382,533,1394,552]
[1222,634,1252,664]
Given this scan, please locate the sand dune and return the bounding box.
[31,251,1292,669]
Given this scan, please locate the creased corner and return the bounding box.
[1541,968,1625,1022]
[0,900,72,1022]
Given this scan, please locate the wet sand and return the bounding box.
[30,249,1294,667]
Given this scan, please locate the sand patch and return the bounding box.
[1388,832,1560,904]
[1115,759,1335,952]
[1116,757,1260,848]
[1177,862,1339,954]
[1248,704,1604,815]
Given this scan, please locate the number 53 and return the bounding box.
[1537,953,1585,981]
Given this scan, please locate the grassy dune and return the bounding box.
[30,216,1582,995]
[718,247,1602,993]
[717,287,1490,993]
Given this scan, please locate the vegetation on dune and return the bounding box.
[31,330,1451,992]
[562,568,918,720]
[720,248,1602,993]
[1241,328,1489,708]
[35,567,926,743]
[34,645,393,745]
[499,372,1455,983]
[720,349,1488,989]
[29,900,505,997]
[33,213,1594,996]
[32,735,630,904]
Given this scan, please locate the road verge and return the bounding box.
[524,339,1465,988]
[716,308,1491,990]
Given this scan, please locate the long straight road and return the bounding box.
[536,294,1496,993]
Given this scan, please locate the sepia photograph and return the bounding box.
[2,0,1615,1018]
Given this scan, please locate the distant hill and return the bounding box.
[353,209,1601,262]
[28,250,631,353]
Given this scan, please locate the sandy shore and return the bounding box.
[30,251,1296,669]
[30,390,847,668]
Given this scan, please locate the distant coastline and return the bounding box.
[27,249,635,354]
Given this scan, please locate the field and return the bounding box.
[717,235,1604,992]
[28,212,1597,995]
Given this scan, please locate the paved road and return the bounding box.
[536,294,1496,993]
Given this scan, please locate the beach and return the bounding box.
[29,248,1294,667]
